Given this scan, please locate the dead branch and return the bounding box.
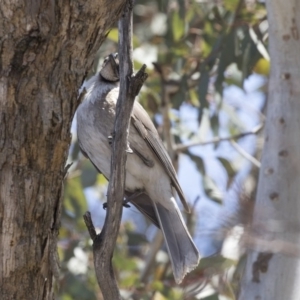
[175,123,263,153]
[83,1,148,299]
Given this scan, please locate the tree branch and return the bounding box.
[83,1,148,299]
[230,140,261,168]
[175,123,263,153]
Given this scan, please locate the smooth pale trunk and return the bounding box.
[239,1,300,299]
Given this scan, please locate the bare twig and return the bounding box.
[175,123,263,153]
[83,1,148,299]
[230,140,261,168]
[83,212,97,241]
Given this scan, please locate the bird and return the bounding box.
[76,53,200,284]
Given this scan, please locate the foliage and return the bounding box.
[58,0,268,299]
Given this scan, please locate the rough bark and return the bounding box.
[0,1,126,299]
[239,1,300,299]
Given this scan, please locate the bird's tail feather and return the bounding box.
[153,199,200,284]
[129,193,200,283]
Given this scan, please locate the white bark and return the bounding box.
[239,0,300,299]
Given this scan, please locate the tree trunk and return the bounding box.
[239,1,300,299]
[0,1,125,299]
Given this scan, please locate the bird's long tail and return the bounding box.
[129,193,200,283]
[153,198,200,284]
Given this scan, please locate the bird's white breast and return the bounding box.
[77,76,145,192]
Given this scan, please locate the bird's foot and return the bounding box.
[108,132,115,145]
[124,190,144,204]
[102,190,144,210]
[103,199,131,210]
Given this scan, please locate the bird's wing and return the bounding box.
[131,102,190,213]
[131,146,155,168]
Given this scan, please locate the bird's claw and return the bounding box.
[103,200,131,210]
[108,132,115,145]
[123,200,131,208]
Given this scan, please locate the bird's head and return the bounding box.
[100,53,120,82]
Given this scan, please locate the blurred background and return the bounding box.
[58,0,269,299]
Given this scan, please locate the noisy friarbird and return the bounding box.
[76,53,200,284]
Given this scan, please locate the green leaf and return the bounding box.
[96,173,108,187]
[64,177,87,218]
[217,157,236,189]
[199,255,236,273]
[172,11,185,41]
[186,151,206,174]
[167,287,184,300]
[202,175,223,204]
[223,0,240,11]
[151,281,164,292]
[210,113,220,138]
[119,272,139,288]
[113,253,137,272]
[198,67,210,124]
[220,279,236,300]
[234,26,263,80]
[64,176,88,230]
[107,28,118,42]
[215,30,236,94]
[253,58,270,76]
[189,88,199,107]
[153,292,168,300]
[171,74,188,109]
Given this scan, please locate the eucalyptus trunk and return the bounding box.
[239,1,300,299]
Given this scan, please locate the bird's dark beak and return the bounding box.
[109,53,119,80]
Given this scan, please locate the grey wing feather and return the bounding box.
[132,103,190,212]
[131,146,155,168]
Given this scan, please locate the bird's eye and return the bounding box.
[102,57,109,67]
